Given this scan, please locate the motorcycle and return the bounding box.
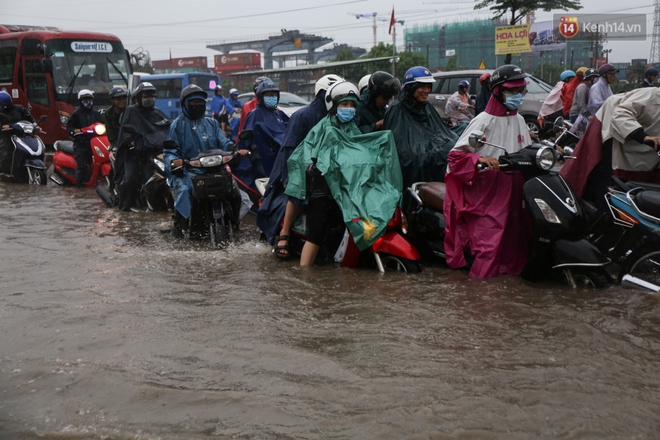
[167,140,243,247]
[406,128,611,286]
[261,163,422,273]
[0,116,48,185]
[601,177,660,293]
[96,125,173,212]
[50,122,110,187]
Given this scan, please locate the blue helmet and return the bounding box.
[256,80,280,103]
[560,70,576,81]
[0,90,11,109]
[403,66,436,86]
[458,80,469,89]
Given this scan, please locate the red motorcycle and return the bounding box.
[50,122,111,187]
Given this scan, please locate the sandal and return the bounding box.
[274,235,290,260]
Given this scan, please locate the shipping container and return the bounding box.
[153,56,208,71]
[214,53,261,71]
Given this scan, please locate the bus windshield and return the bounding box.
[45,38,130,99]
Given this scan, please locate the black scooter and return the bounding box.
[0,115,48,185]
[167,140,243,247]
[406,124,611,287]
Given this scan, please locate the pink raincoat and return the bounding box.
[443,93,532,278]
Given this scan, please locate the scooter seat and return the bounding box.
[419,182,446,210]
[54,140,75,155]
[634,190,660,219]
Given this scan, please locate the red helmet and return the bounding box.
[479,73,491,84]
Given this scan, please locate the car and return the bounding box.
[237,92,310,117]
[430,69,553,135]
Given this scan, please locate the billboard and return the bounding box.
[528,21,567,52]
[495,24,531,55]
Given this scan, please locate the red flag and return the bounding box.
[388,7,395,35]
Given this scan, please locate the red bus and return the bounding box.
[0,25,132,145]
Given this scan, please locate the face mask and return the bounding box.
[263,96,278,109]
[141,97,156,108]
[187,103,206,120]
[82,101,93,109]
[336,108,356,123]
[503,93,524,110]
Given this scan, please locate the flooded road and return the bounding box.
[1,182,660,439]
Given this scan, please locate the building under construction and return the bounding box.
[404,19,595,77]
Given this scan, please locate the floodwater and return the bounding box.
[1,182,660,440]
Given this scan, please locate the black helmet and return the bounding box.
[253,76,272,93]
[134,82,157,100]
[368,71,401,97]
[109,87,127,99]
[489,64,528,90]
[180,84,208,103]
[645,67,659,78]
[583,68,599,81]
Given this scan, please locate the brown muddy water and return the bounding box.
[0,182,659,439]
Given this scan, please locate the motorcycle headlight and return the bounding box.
[94,124,107,136]
[535,147,556,170]
[534,198,561,224]
[197,155,231,168]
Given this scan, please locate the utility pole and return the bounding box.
[651,0,660,64]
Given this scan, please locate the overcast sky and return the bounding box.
[3,0,657,66]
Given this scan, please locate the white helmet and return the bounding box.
[358,74,371,94]
[229,88,238,96]
[78,89,94,100]
[314,74,344,97]
[324,81,359,111]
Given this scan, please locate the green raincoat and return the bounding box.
[286,115,403,251]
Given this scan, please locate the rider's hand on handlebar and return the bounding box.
[171,159,184,168]
[644,136,660,151]
[1,124,9,131]
[478,157,500,171]
[236,149,250,157]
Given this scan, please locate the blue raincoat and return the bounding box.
[164,101,235,219]
[286,114,403,251]
[234,103,289,189]
[210,94,234,118]
[256,95,328,244]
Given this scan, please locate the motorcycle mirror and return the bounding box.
[238,129,253,141]
[553,116,564,127]
[122,124,137,134]
[163,140,178,150]
[39,115,47,123]
[468,131,486,150]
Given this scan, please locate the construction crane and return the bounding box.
[348,9,437,48]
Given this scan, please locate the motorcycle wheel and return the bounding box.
[31,168,47,185]
[210,215,233,248]
[96,185,116,208]
[564,268,611,288]
[621,246,660,287]
[379,254,422,273]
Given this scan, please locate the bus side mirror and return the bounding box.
[41,58,53,74]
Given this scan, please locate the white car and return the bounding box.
[237,92,309,117]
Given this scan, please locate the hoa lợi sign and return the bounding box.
[494,24,531,55]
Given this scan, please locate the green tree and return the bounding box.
[475,0,582,64]
[444,54,469,72]
[360,43,428,83]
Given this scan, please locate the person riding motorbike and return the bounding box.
[164,85,249,238]
[588,63,618,116]
[104,86,128,150]
[0,90,37,174]
[568,68,599,135]
[234,80,289,189]
[284,80,403,266]
[115,82,171,211]
[443,64,533,279]
[382,66,460,190]
[211,85,233,133]
[445,80,474,126]
[355,71,400,134]
[474,73,491,116]
[237,76,272,136]
[537,70,574,128]
[638,67,659,88]
[66,89,105,187]
[227,88,243,111]
[257,74,343,258]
